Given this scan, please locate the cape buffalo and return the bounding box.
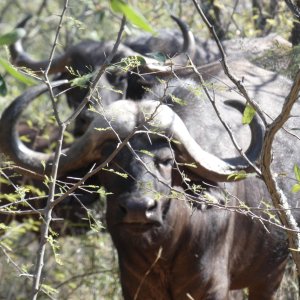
[9,15,196,136]
[0,56,297,298]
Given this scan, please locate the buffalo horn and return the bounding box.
[0,87,263,182]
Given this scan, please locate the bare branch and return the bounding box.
[192,0,267,126]
[189,58,262,176]
[285,0,300,20]
[192,0,300,277]
[261,70,300,270]
[31,9,127,300]
[30,1,69,298]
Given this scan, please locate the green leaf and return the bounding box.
[292,183,300,193]
[227,170,248,180]
[110,0,154,33]
[139,149,154,157]
[103,167,128,178]
[63,130,74,145]
[178,162,197,168]
[266,18,276,26]
[70,72,93,88]
[0,73,7,96]
[0,28,26,46]
[94,127,111,131]
[214,0,225,10]
[294,164,300,182]
[170,94,186,106]
[41,283,59,296]
[19,135,32,143]
[242,103,256,125]
[118,55,147,70]
[0,58,36,85]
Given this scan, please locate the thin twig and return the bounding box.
[134,247,162,300]
[192,0,267,126]
[189,57,262,176]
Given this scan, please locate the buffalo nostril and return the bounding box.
[146,199,157,212]
[145,198,158,219]
[118,197,158,221]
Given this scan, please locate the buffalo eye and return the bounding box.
[156,158,174,168]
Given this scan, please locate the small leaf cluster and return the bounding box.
[292,164,300,193]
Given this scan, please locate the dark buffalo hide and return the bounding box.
[1,53,299,298]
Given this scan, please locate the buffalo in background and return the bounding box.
[9,15,196,105]
[9,14,291,135]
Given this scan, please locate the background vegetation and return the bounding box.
[0,0,299,299]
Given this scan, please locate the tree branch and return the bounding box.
[192,0,267,126]
[30,10,128,300]
[193,0,300,276]
[30,1,69,298]
[261,69,300,271]
[285,0,300,20]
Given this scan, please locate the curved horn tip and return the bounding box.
[172,99,265,182]
[169,14,196,60]
[16,14,33,28]
[170,15,186,26]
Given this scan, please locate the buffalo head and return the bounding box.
[101,135,176,248]
[9,15,197,137]
[9,15,196,95]
[0,82,264,243]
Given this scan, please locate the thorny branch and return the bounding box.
[192,0,267,126]
[30,1,69,298]
[30,4,127,299]
[192,0,300,275]
[0,240,33,278]
[64,16,127,126]
[189,58,262,176]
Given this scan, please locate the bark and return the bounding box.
[261,70,300,275]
